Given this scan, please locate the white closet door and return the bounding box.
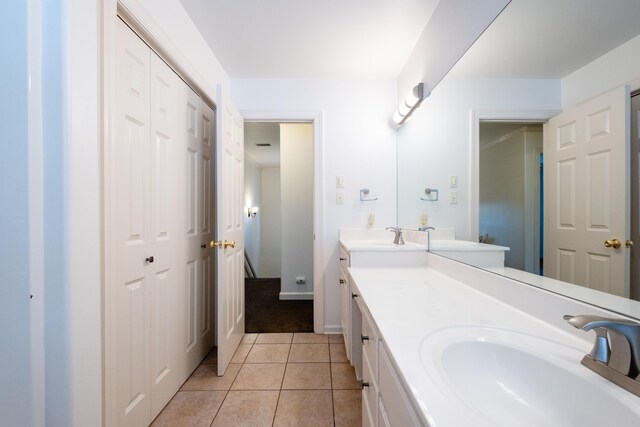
[182,87,215,372]
[148,52,182,418]
[115,19,151,427]
[183,86,203,372]
[216,93,245,375]
[199,101,215,351]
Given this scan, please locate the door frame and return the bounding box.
[241,110,324,333]
[469,109,561,240]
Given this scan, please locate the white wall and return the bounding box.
[231,78,398,331]
[280,124,314,298]
[0,3,35,425]
[260,168,282,277]
[244,158,262,275]
[562,34,640,108]
[397,77,561,238]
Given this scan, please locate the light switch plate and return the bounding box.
[336,192,344,204]
[336,176,344,188]
[449,191,458,204]
[449,175,458,188]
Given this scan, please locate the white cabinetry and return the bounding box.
[355,285,422,427]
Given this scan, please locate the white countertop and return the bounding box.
[348,267,640,426]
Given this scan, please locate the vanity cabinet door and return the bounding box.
[339,265,351,359]
[378,344,421,427]
[361,305,378,379]
[362,349,378,427]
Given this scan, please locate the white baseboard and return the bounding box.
[279,291,313,300]
[322,324,343,334]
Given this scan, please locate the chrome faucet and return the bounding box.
[564,314,640,397]
[385,227,405,245]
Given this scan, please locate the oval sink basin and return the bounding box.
[420,327,640,426]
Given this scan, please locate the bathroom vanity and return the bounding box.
[338,228,428,378]
[344,251,640,426]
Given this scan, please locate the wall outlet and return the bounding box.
[449,191,458,204]
[419,213,429,227]
[336,192,344,204]
[296,276,306,285]
[367,213,375,228]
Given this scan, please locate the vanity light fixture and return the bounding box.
[247,206,259,218]
[393,82,426,126]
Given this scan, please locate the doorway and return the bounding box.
[243,121,315,332]
[479,122,544,274]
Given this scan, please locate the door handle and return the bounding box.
[627,240,634,249]
[210,240,223,248]
[223,240,236,249]
[604,239,622,249]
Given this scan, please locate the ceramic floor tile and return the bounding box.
[230,343,253,364]
[231,363,286,390]
[288,343,330,363]
[242,333,259,344]
[333,389,362,427]
[331,363,361,390]
[255,333,293,344]
[282,363,331,390]
[211,390,279,427]
[245,343,291,363]
[273,390,334,427]
[201,347,218,365]
[181,363,241,391]
[293,333,329,344]
[328,334,344,344]
[329,343,348,363]
[150,390,225,427]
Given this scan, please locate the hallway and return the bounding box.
[151,333,361,426]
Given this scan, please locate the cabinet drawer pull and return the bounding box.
[340,257,347,261]
[352,293,358,299]
[145,256,154,263]
[339,279,346,284]
[361,334,369,343]
[362,382,370,389]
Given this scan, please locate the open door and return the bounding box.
[544,85,630,297]
[215,88,245,375]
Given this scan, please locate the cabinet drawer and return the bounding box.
[362,349,378,427]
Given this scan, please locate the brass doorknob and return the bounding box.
[627,240,634,249]
[223,240,236,249]
[604,239,622,249]
[210,240,223,248]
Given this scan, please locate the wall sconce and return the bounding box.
[392,83,426,126]
[247,207,259,218]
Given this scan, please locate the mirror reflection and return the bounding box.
[397,0,640,313]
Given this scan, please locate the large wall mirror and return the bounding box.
[397,0,640,318]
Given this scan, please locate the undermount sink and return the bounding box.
[420,326,640,426]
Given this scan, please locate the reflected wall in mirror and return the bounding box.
[397,0,640,316]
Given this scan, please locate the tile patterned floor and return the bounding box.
[151,333,362,427]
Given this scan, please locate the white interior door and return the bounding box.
[148,50,182,418]
[544,85,630,297]
[116,19,182,426]
[115,20,151,427]
[216,91,245,375]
